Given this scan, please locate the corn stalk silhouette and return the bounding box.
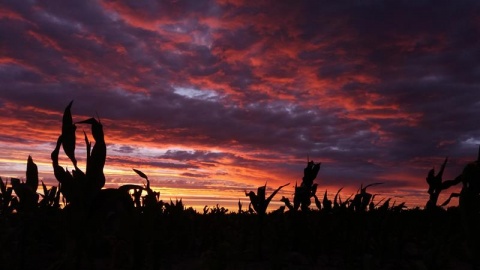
[245,182,289,216]
[424,157,461,209]
[51,101,107,207]
[51,101,164,268]
[441,146,480,213]
[322,190,332,211]
[204,204,229,215]
[350,182,383,212]
[9,156,39,212]
[39,180,61,209]
[0,177,14,214]
[295,160,321,211]
[131,168,163,211]
[52,101,157,211]
[0,156,59,213]
[280,160,321,211]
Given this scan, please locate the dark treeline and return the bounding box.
[1,102,479,269]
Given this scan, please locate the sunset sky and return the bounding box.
[1,0,480,210]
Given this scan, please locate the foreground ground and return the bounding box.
[0,207,479,270]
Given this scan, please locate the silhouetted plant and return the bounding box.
[333,187,343,209]
[391,201,407,212]
[52,102,140,215]
[350,183,383,212]
[294,160,321,211]
[164,199,185,215]
[440,146,480,213]
[341,192,354,210]
[313,193,322,210]
[425,157,461,209]
[369,194,379,211]
[237,200,243,214]
[39,181,61,209]
[278,160,322,212]
[245,183,289,216]
[280,196,294,211]
[51,101,100,207]
[0,177,14,214]
[434,147,480,269]
[460,148,480,213]
[132,168,161,210]
[78,117,106,192]
[378,198,391,212]
[51,134,80,205]
[10,156,39,212]
[62,100,77,168]
[207,204,229,215]
[322,190,332,211]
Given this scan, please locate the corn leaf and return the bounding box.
[133,168,149,180]
[61,100,77,167]
[26,155,38,192]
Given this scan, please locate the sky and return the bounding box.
[1,0,480,211]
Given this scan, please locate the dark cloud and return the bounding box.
[111,145,136,154]
[181,172,210,178]
[162,150,230,162]
[106,156,199,170]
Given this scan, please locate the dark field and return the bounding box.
[0,206,479,270]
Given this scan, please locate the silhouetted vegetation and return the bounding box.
[0,102,479,269]
[245,182,288,216]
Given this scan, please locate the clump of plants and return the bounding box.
[51,102,151,212]
[279,160,321,212]
[440,147,480,214]
[0,177,14,214]
[295,160,321,211]
[350,183,383,212]
[245,182,289,216]
[51,100,107,208]
[424,157,460,209]
[8,156,40,212]
[39,181,61,209]
[131,168,163,211]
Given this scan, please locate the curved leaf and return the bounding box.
[133,168,148,180]
[133,168,150,190]
[61,100,77,167]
